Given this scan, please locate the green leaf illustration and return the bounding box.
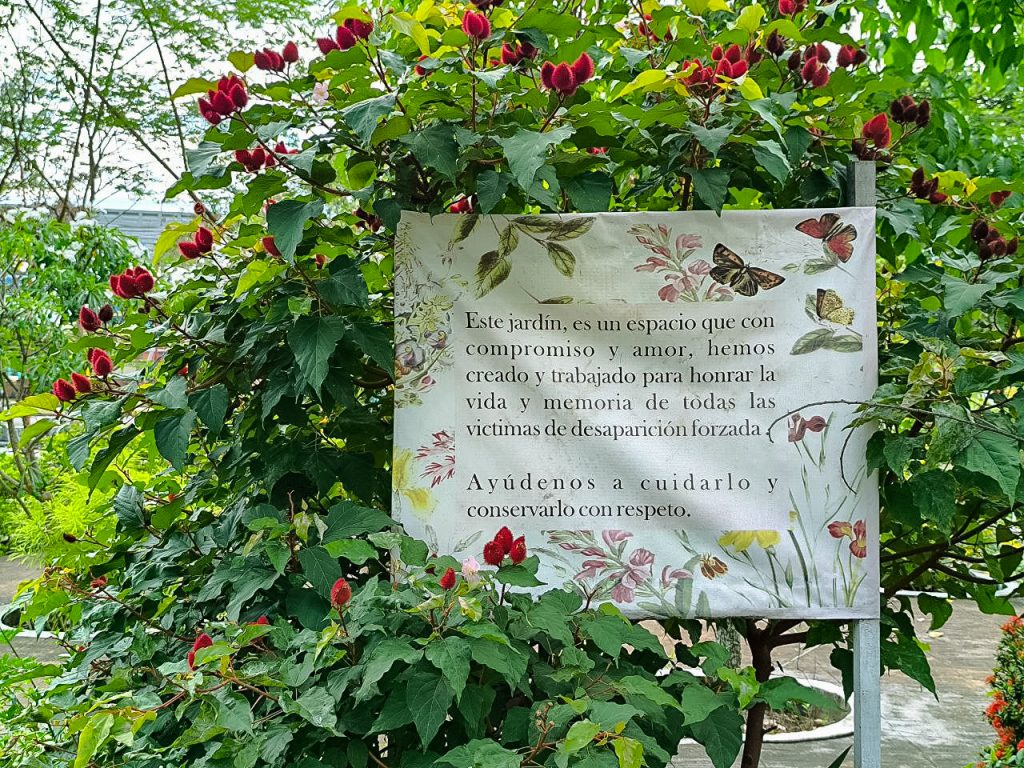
[545,241,576,277]
[475,250,511,297]
[789,327,834,355]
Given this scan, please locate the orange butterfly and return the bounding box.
[796,213,858,263]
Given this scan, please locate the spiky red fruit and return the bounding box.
[439,567,456,590]
[70,373,92,394]
[52,378,76,402]
[509,536,527,565]
[282,42,299,63]
[482,540,504,566]
[98,304,114,323]
[262,236,281,257]
[494,526,514,555]
[79,306,101,332]
[330,577,352,609]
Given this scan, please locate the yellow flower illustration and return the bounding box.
[718,530,782,553]
[393,448,436,519]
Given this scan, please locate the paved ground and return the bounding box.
[0,558,1003,766]
[672,603,1003,768]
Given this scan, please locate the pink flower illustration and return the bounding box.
[788,413,827,442]
[676,233,702,251]
[611,549,655,603]
[418,431,455,487]
[602,530,632,547]
[688,259,712,275]
[828,521,853,539]
[635,256,670,272]
[576,560,608,580]
[661,566,692,588]
[828,519,868,558]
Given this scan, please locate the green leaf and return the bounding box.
[323,501,394,540]
[679,684,727,726]
[267,198,324,262]
[283,688,337,730]
[881,633,935,694]
[689,706,743,768]
[942,276,993,315]
[958,429,1021,500]
[154,411,196,470]
[296,547,342,598]
[402,123,459,179]
[758,677,834,711]
[617,676,681,711]
[563,721,601,753]
[216,692,254,732]
[475,251,511,298]
[171,77,216,99]
[343,94,398,145]
[497,126,574,192]
[687,167,730,213]
[689,124,732,157]
[406,672,454,747]
[752,140,790,183]
[476,172,511,214]
[347,320,394,374]
[320,264,369,307]
[235,260,286,297]
[74,713,114,768]
[613,737,644,768]
[469,638,527,683]
[425,636,472,702]
[918,593,953,631]
[186,142,222,177]
[908,470,957,532]
[227,50,255,72]
[566,172,613,212]
[289,316,347,395]
[0,393,59,420]
[191,384,228,436]
[436,740,520,768]
[150,377,188,409]
[323,538,377,564]
[545,242,575,277]
[355,640,422,701]
[113,484,146,533]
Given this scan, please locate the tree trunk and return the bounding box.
[740,623,774,768]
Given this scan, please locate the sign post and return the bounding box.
[848,160,882,768]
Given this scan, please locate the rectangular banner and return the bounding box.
[393,209,878,619]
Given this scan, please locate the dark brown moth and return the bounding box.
[710,243,786,297]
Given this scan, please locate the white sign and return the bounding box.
[394,209,878,619]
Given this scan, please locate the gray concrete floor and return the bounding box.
[0,559,1003,766]
[672,604,1002,767]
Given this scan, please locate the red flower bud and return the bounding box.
[494,526,514,555]
[509,536,527,565]
[415,54,429,76]
[551,62,577,95]
[52,378,76,402]
[571,52,595,85]
[262,236,281,257]
[178,241,202,260]
[990,190,1012,208]
[195,227,213,253]
[98,304,114,323]
[318,37,340,54]
[71,372,92,394]
[79,306,101,332]
[439,567,456,590]
[344,18,374,40]
[540,61,555,89]
[282,41,299,63]
[336,25,357,50]
[330,577,352,609]
[449,196,474,213]
[482,539,504,566]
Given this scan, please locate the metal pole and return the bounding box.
[847,159,881,768]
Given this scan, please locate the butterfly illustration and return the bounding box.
[796,214,858,263]
[816,288,856,326]
[710,244,786,297]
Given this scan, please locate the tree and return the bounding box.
[2,0,1024,766]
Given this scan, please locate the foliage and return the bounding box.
[973,617,1024,768]
[1,0,1024,766]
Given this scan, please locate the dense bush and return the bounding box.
[976,618,1024,767]
[1,0,1023,766]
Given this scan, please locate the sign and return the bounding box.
[393,209,878,619]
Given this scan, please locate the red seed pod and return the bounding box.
[540,61,555,89]
[79,306,101,332]
[494,526,514,555]
[711,44,724,61]
[254,50,271,70]
[336,25,357,50]
[317,37,339,54]
[315,254,326,269]
[415,54,429,76]
[195,227,214,253]
[262,236,281,257]
[193,202,206,216]
[853,48,868,65]
[731,60,749,78]
[439,567,456,590]
[500,43,519,65]
[787,50,802,70]
[571,52,595,85]
[766,30,785,57]
[71,373,92,394]
[724,44,742,63]
[992,237,1008,256]
[133,268,155,295]
[98,304,114,323]
[344,18,374,40]
[229,84,248,109]
[209,90,233,115]
[92,350,113,378]
[1007,237,1019,255]
[254,615,270,625]
[811,65,829,88]
[778,0,796,14]
[52,378,76,402]
[330,577,352,609]
[551,62,577,95]
[178,241,202,260]
[990,190,1012,208]
[971,218,990,242]
[234,149,251,168]
[63,533,78,543]
[979,241,994,260]
[509,536,527,564]
[928,192,947,204]
[915,99,931,126]
[482,540,504,566]
[282,41,299,63]
[801,56,818,82]
[519,41,538,59]
[837,45,856,67]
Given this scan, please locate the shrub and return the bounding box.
[976,618,1024,767]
